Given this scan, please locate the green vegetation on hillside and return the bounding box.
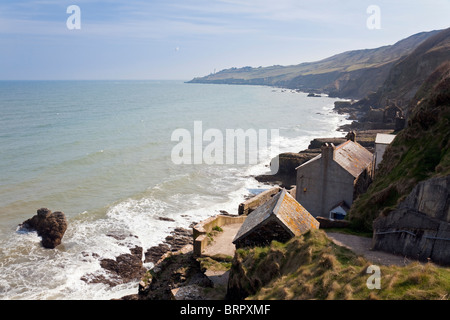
[228,230,450,300]
[347,62,450,231]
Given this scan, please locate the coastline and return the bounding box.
[117,99,368,300]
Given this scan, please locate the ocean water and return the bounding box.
[0,80,351,300]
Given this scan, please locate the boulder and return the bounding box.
[19,208,67,249]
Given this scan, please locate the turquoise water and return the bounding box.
[0,81,350,299]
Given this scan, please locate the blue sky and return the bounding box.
[0,0,449,80]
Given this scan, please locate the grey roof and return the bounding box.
[334,140,374,178]
[296,140,373,179]
[233,189,319,244]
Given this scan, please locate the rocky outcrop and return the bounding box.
[144,227,193,264]
[372,175,450,265]
[124,251,213,300]
[19,208,68,249]
[99,246,147,285]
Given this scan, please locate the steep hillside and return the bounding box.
[227,230,450,300]
[347,62,450,232]
[355,27,450,111]
[188,30,441,99]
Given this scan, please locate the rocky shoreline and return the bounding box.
[17,99,393,300]
[113,102,395,300]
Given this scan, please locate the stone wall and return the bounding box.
[238,187,281,215]
[372,175,450,265]
[192,214,247,256]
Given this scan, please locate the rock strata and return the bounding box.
[19,208,68,249]
[372,175,450,265]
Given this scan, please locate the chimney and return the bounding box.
[321,143,335,163]
[346,131,356,142]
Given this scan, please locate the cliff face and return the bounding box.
[355,27,450,112]
[348,62,450,233]
[372,175,450,265]
[188,30,442,100]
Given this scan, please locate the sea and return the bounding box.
[0,80,351,300]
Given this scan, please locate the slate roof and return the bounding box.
[233,189,319,244]
[296,140,374,179]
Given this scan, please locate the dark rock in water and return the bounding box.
[100,246,146,283]
[156,216,176,222]
[82,245,146,287]
[106,231,138,241]
[19,208,67,249]
[144,227,193,264]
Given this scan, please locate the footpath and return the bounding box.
[201,223,410,267]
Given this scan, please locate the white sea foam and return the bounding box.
[0,81,353,300]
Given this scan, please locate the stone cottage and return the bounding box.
[295,137,375,219]
[233,189,319,249]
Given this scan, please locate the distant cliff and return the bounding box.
[352,27,450,113]
[187,30,442,100]
[334,27,450,131]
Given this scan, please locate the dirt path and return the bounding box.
[325,232,412,266]
[201,224,412,267]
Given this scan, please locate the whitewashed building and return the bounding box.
[375,133,396,169]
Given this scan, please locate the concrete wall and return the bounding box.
[238,187,281,215]
[296,147,355,218]
[192,214,247,256]
[372,175,450,265]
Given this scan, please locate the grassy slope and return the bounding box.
[229,230,450,300]
[347,62,450,232]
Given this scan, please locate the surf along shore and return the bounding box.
[117,99,394,300]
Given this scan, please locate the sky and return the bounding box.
[0,0,449,80]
